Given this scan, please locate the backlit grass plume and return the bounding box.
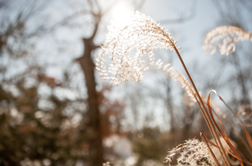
[96,11,180,84]
[166,138,217,166]
[96,11,195,101]
[203,26,252,55]
[97,11,240,166]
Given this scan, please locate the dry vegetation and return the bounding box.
[97,11,252,166]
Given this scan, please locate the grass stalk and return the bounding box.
[170,41,231,166]
[201,132,220,166]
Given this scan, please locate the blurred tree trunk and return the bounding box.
[77,23,103,165]
[166,79,175,132]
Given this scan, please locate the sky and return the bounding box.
[35,0,220,82]
[102,0,221,129]
[96,0,252,130]
[3,0,251,130]
[141,0,219,65]
[9,0,248,85]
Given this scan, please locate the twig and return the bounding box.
[201,132,220,166]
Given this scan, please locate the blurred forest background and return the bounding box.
[0,0,252,166]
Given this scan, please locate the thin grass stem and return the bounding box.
[201,132,220,166]
[170,41,231,166]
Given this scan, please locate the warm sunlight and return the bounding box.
[109,1,133,26]
[2,0,252,165]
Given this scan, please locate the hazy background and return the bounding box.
[0,0,252,165]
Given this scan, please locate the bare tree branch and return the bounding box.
[159,0,197,24]
[101,0,119,15]
[27,9,90,38]
[93,0,101,14]
[49,10,90,30]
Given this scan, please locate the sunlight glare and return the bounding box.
[110,1,133,27]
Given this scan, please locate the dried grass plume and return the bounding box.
[96,11,196,102]
[166,138,217,166]
[96,11,180,85]
[203,26,252,55]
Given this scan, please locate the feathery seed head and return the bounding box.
[166,139,217,166]
[96,11,180,85]
[203,26,252,55]
[96,11,196,103]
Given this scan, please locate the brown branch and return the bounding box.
[93,45,100,50]
[27,10,90,38]
[201,133,220,166]
[49,10,90,31]
[89,16,100,40]
[159,0,197,24]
